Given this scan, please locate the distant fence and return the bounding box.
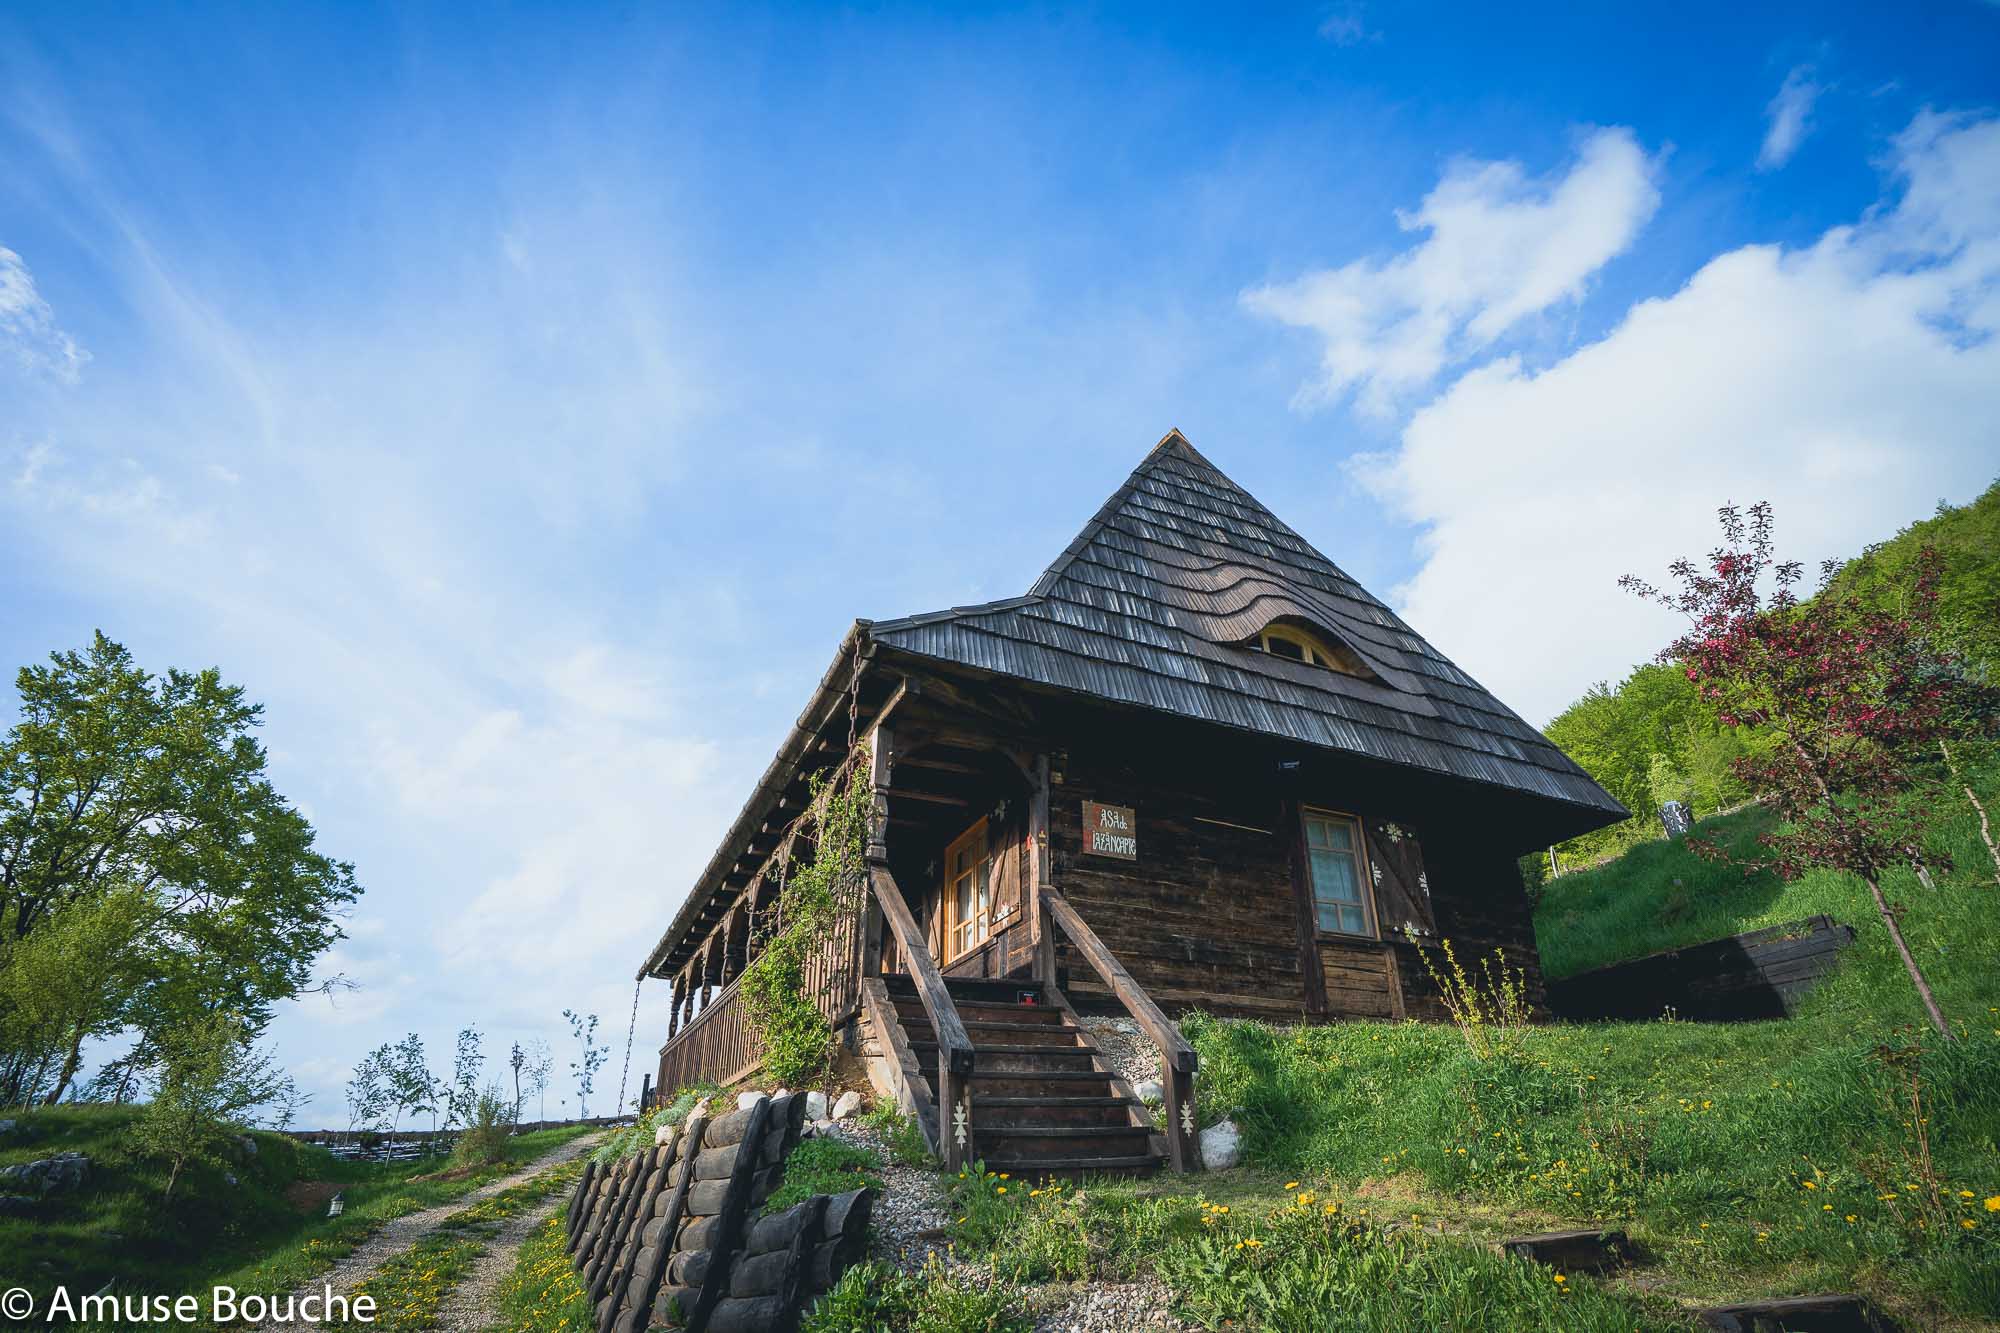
[1547,915,1855,1023]
[287,1113,633,1145]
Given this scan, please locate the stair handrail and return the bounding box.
[1041,885,1202,1171]
[867,861,976,1170]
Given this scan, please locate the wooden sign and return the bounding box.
[1082,801,1137,859]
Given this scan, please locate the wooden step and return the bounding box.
[976,1126,1156,1160]
[893,997,1067,1024]
[948,1069,1123,1099]
[975,1096,1138,1127]
[898,1019,1084,1046]
[970,1153,1161,1179]
[911,1043,1098,1074]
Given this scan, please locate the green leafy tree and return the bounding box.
[444,1026,484,1130]
[345,1047,393,1134]
[522,1037,553,1122]
[0,888,151,1106]
[129,1011,289,1200]
[0,633,359,1104]
[374,1032,436,1135]
[563,1010,607,1118]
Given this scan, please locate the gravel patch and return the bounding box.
[257,1130,602,1331]
[1083,1017,1159,1087]
[1028,1275,1189,1331]
[817,1117,953,1274]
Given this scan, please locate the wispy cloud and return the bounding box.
[1759,66,1823,170]
[0,246,88,383]
[1317,4,1376,46]
[1243,128,1662,417]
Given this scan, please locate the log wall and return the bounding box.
[1048,742,1551,1022]
[562,1091,870,1333]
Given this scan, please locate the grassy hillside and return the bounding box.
[0,1107,592,1312]
[1169,755,2000,1326]
[1543,476,2000,866]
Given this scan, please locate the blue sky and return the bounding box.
[5,2,1998,1121]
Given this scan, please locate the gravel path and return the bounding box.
[429,1188,572,1333]
[819,1117,953,1273]
[258,1131,603,1331]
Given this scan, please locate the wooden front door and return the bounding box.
[942,817,993,964]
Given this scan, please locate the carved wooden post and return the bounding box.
[1165,1060,1199,1173]
[1029,753,1055,985]
[939,1057,968,1174]
[860,724,893,977]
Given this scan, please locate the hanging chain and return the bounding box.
[615,975,642,1117]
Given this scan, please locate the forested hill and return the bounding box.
[1542,478,2000,864]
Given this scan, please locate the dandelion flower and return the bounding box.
[1986,1197,2000,1212]
[1285,1181,1299,1190]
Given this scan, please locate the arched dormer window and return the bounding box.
[1247,620,1375,679]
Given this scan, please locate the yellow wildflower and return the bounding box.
[1986,1197,2000,1212]
[1285,1181,1299,1190]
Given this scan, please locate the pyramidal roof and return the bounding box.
[871,430,1622,817]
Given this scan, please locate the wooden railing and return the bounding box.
[868,861,976,1170]
[656,973,754,1095]
[1042,886,1201,1171]
[803,867,869,1030]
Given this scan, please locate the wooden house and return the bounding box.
[641,431,1623,1176]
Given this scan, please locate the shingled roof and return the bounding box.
[869,429,1624,819]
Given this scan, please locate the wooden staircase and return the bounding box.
[881,973,1166,1178]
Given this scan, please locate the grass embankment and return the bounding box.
[1167,762,2000,1327]
[0,1107,594,1314]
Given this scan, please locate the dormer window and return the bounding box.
[1248,621,1373,679]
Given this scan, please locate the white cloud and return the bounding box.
[1244,128,1661,417]
[1317,4,1375,45]
[1362,109,2000,724]
[0,246,88,383]
[1759,66,1823,170]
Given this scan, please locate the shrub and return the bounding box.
[859,1104,932,1166]
[449,1085,513,1169]
[762,1137,882,1214]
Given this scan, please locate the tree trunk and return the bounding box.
[39,1024,85,1106]
[1940,741,2000,885]
[1864,873,1951,1040]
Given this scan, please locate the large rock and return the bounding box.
[0,1196,34,1218]
[803,1091,829,1120]
[736,1090,765,1111]
[830,1090,862,1120]
[1198,1119,1242,1171]
[1134,1080,1164,1104]
[654,1121,677,1146]
[0,1152,89,1196]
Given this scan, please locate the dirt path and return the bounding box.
[258,1131,602,1331]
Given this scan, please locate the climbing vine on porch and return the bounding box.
[738,745,874,1088]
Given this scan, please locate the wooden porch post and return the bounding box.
[860,725,892,979]
[1029,752,1056,985]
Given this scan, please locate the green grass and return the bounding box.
[493,1210,595,1333]
[802,1258,1034,1333]
[761,1136,883,1215]
[0,1106,595,1315]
